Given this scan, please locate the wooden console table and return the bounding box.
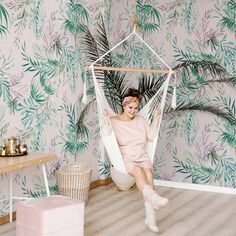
[0,152,57,222]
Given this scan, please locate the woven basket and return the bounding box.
[56,162,92,204]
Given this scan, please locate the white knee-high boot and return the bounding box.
[143,185,169,209]
[144,200,159,232]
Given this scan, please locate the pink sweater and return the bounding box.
[110,115,154,162]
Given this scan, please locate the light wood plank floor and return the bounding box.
[1,183,236,236]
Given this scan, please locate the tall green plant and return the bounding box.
[82,14,127,113]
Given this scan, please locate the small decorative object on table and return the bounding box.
[0,136,27,157]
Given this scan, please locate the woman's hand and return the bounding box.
[154,108,162,118]
[149,108,162,134]
[103,109,110,118]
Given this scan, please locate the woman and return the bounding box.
[105,88,168,232]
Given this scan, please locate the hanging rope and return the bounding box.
[131,0,137,30]
[134,0,136,18]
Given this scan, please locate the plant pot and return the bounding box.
[110,166,136,191]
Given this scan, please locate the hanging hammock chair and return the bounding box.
[82,23,176,175]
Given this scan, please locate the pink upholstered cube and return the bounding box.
[16,195,84,236]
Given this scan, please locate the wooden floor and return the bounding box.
[1,183,236,236]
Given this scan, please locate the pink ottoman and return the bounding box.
[16,195,84,236]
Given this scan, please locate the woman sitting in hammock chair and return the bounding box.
[104,88,169,233]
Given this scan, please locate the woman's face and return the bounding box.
[123,102,139,119]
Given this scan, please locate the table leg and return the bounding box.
[9,172,13,222]
[42,163,50,196]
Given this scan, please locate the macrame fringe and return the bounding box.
[171,86,176,109]
[171,73,177,109]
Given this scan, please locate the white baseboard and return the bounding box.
[154,180,236,195]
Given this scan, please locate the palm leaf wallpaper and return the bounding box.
[0,0,235,215]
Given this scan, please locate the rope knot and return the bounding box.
[131,15,138,28]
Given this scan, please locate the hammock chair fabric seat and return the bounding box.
[83,27,175,175]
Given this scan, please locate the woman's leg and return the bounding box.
[141,168,169,209]
[128,167,155,191]
[143,168,159,232]
[143,168,154,188]
[129,166,158,232]
[128,166,148,192]
[144,199,159,232]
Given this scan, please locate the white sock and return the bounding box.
[143,185,169,209]
[144,200,159,232]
